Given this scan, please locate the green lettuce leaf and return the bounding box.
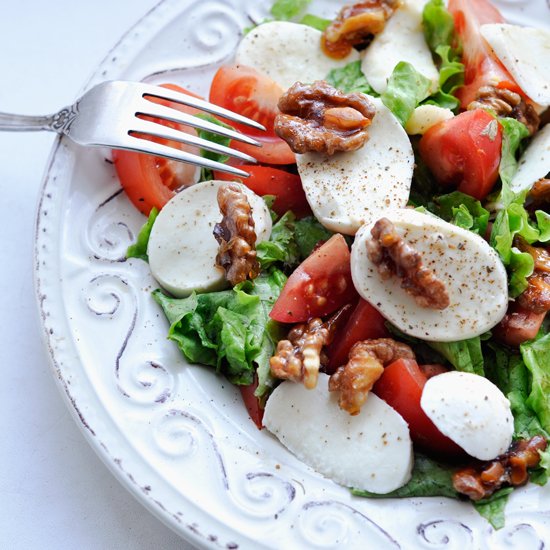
[257,211,300,270]
[299,13,331,31]
[521,333,550,434]
[483,342,549,439]
[293,216,334,258]
[270,0,312,20]
[326,60,378,96]
[473,488,513,530]
[353,453,458,499]
[490,203,539,296]
[381,62,432,126]
[434,191,489,235]
[422,0,456,53]
[153,269,286,394]
[126,207,159,261]
[194,113,234,181]
[536,211,550,242]
[421,1,464,111]
[499,117,530,207]
[429,336,485,376]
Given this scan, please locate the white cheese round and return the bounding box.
[481,23,550,107]
[264,374,413,493]
[235,21,359,91]
[147,180,271,297]
[297,97,413,235]
[351,208,508,341]
[421,371,514,460]
[361,0,439,95]
[511,124,550,195]
[405,105,454,135]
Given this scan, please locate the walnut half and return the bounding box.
[274,80,376,155]
[468,85,539,136]
[329,338,414,415]
[321,1,400,59]
[366,217,450,310]
[213,183,260,286]
[270,318,333,389]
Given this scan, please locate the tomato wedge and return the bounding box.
[112,84,201,215]
[239,377,264,430]
[326,299,389,372]
[209,65,295,165]
[448,0,525,108]
[270,234,358,323]
[419,109,502,200]
[213,165,311,218]
[373,359,464,457]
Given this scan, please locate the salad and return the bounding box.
[118,0,550,530]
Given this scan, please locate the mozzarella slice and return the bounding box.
[361,0,439,94]
[405,105,454,135]
[510,124,550,195]
[421,371,514,460]
[297,97,413,235]
[147,180,271,297]
[264,374,413,493]
[351,208,508,341]
[235,21,359,90]
[481,24,550,106]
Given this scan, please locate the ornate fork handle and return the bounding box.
[0,105,78,134]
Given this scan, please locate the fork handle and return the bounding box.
[0,112,57,132]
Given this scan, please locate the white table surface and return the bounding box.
[0,2,195,548]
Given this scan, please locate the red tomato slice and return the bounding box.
[269,234,358,323]
[112,84,201,215]
[213,165,311,218]
[373,359,464,457]
[419,109,502,200]
[209,65,295,165]
[239,378,264,430]
[448,0,525,108]
[326,299,389,373]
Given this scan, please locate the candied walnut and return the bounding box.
[321,1,400,59]
[213,183,260,286]
[274,80,375,155]
[453,436,547,501]
[329,338,414,415]
[528,178,550,211]
[270,318,334,389]
[515,237,550,314]
[366,218,450,310]
[468,85,539,135]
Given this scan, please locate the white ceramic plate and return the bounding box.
[35,1,550,548]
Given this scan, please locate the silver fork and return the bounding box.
[0,80,265,178]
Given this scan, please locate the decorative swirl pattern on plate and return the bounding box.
[182,1,243,64]
[153,409,228,486]
[86,189,134,262]
[417,519,474,548]
[228,472,296,519]
[297,501,400,548]
[84,273,174,404]
[492,522,545,549]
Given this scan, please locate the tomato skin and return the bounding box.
[209,65,295,165]
[419,109,502,201]
[373,359,464,457]
[326,299,389,373]
[239,378,264,430]
[213,165,311,218]
[113,84,201,215]
[269,234,359,323]
[448,0,524,109]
